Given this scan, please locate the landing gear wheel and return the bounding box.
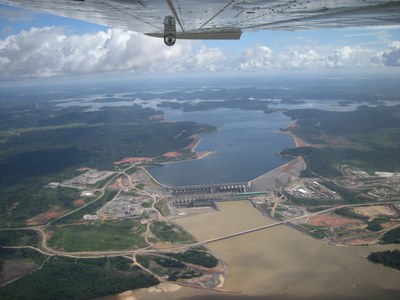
[164,34,176,46]
[164,16,176,46]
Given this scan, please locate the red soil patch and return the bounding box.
[114,157,153,165]
[294,136,308,147]
[114,178,125,189]
[73,198,85,207]
[185,135,200,151]
[310,215,360,227]
[162,151,182,158]
[26,206,66,225]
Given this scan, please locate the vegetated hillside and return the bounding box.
[282,105,400,177]
[0,96,215,226]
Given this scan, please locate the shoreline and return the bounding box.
[159,150,213,166]
[274,130,309,148]
[156,134,213,166]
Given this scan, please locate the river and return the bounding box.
[100,201,400,300]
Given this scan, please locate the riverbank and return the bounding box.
[275,130,309,148]
[153,134,213,167]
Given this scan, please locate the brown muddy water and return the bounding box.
[99,201,400,300]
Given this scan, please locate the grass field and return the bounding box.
[151,221,195,243]
[154,198,171,216]
[48,219,147,251]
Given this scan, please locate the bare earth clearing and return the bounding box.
[309,215,361,227]
[26,206,66,225]
[0,260,38,285]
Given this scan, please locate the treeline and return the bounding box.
[368,249,400,270]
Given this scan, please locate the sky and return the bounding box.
[0,3,400,82]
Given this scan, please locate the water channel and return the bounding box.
[105,201,400,300]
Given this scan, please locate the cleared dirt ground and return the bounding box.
[0,260,38,285]
[26,206,66,225]
[309,215,361,227]
[353,205,397,219]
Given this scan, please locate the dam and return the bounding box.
[164,157,305,198]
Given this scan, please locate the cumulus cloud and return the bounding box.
[279,49,322,69]
[325,46,377,68]
[0,27,226,80]
[240,45,278,71]
[239,43,400,71]
[0,27,399,80]
[382,41,400,66]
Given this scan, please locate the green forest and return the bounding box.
[368,249,400,270]
[0,250,158,300]
[0,97,215,226]
[282,105,400,177]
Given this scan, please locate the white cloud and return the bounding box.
[188,46,227,72]
[382,41,400,66]
[0,27,399,80]
[0,27,224,80]
[240,45,278,71]
[239,43,400,71]
[325,46,375,68]
[281,49,321,69]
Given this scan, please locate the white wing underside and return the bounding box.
[2,0,400,40]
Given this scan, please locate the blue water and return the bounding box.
[148,108,294,186]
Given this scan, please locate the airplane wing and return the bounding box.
[2,0,400,46]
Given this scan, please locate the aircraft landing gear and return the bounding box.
[164,16,176,46]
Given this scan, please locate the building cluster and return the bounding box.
[97,196,145,218]
[338,165,400,201]
[285,179,341,200]
[276,205,304,218]
[63,170,115,185]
